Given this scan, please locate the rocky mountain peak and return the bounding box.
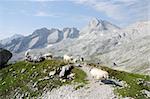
[50,28,61,33]
[11,34,24,38]
[32,27,50,35]
[89,18,101,27]
[63,27,79,39]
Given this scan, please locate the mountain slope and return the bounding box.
[97,21,150,74]
[0,34,24,45]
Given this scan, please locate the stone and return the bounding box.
[141,90,150,98]
[67,73,75,79]
[21,68,26,73]
[143,81,150,87]
[0,48,12,68]
[59,65,73,78]
[49,70,56,76]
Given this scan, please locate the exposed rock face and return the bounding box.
[63,28,79,39]
[0,48,12,68]
[59,65,73,78]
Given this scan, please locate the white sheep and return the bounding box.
[43,53,53,60]
[80,57,84,62]
[90,67,109,80]
[25,49,31,57]
[72,58,78,63]
[63,55,73,63]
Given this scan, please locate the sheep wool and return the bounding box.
[90,67,109,80]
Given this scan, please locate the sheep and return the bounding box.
[72,58,78,63]
[32,55,45,63]
[25,52,45,63]
[90,67,109,81]
[25,49,31,57]
[63,55,73,63]
[43,53,53,60]
[80,57,84,62]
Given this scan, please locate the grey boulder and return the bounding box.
[0,48,12,68]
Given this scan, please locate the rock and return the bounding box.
[21,68,26,73]
[49,70,56,76]
[59,65,73,78]
[61,79,66,83]
[143,81,150,87]
[33,82,38,88]
[43,76,50,80]
[137,78,144,85]
[43,69,47,73]
[0,48,12,68]
[33,66,36,69]
[67,73,75,79]
[38,76,50,81]
[141,90,150,98]
[2,81,6,85]
[31,72,39,78]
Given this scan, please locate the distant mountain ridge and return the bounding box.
[0,27,79,53]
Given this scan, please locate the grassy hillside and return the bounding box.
[0,60,87,98]
[1,59,149,99]
[90,63,150,99]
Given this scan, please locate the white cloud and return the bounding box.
[73,0,150,22]
[74,0,126,20]
[34,11,60,17]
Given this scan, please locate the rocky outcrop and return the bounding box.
[59,65,73,78]
[0,48,12,68]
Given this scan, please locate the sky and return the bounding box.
[0,0,149,40]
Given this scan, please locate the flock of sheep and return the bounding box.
[24,50,109,81]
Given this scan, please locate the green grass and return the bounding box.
[72,67,88,90]
[0,60,87,98]
[90,63,150,99]
[72,67,87,84]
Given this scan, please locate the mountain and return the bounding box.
[98,21,150,74]
[49,18,122,57]
[80,18,120,36]
[0,34,24,45]
[0,43,3,48]
[1,27,79,53]
[1,18,150,75]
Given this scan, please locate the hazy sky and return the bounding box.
[0,0,149,40]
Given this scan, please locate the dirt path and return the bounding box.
[41,64,117,99]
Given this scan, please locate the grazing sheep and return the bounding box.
[25,55,32,62]
[25,49,31,57]
[63,55,73,63]
[72,58,78,63]
[80,57,84,62]
[90,67,109,80]
[43,53,53,60]
[25,52,45,63]
[32,55,45,63]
